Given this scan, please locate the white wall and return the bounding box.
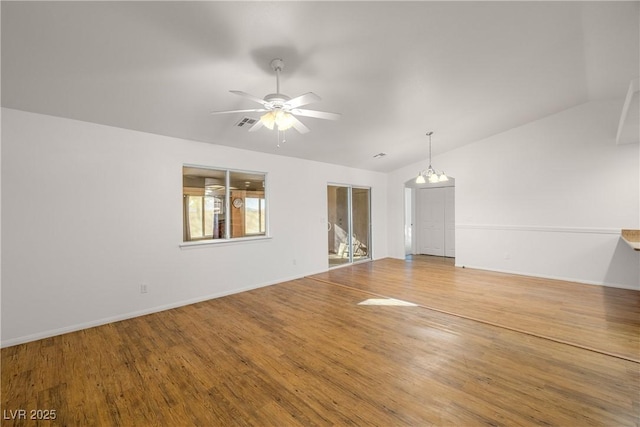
[3,96,638,347]
[1,108,388,346]
[388,99,640,289]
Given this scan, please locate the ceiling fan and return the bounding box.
[210,58,340,135]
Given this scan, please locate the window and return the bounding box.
[245,197,266,235]
[183,166,267,242]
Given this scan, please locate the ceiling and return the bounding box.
[2,1,638,172]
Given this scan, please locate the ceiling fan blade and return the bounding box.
[291,108,341,121]
[248,119,264,132]
[230,90,269,106]
[290,116,311,134]
[210,108,267,115]
[285,92,321,109]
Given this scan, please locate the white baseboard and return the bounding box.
[454,263,639,291]
[456,224,621,235]
[1,270,327,349]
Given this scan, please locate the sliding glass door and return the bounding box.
[327,185,371,267]
[351,187,371,262]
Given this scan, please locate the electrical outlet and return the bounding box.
[140,283,148,294]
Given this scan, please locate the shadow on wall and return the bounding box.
[604,239,640,288]
[603,239,640,324]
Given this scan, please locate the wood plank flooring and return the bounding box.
[2,257,639,426]
[312,256,640,363]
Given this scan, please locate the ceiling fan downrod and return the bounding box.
[270,58,284,95]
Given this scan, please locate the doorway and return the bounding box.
[327,185,371,267]
[405,178,455,258]
[416,187,455,257]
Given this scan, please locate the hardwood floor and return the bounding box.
[2,258,639,426]
[312,256,640,363]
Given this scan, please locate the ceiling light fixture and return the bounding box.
[255,60,296,144]
[211,58,340,148]
[416,132,448,184]
[260,109,294,131]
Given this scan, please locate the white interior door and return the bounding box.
[416,186,455,257]
[417,188,445,256]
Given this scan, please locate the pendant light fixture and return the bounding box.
[416,132,448,184]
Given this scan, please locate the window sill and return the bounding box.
[179,235,272,249]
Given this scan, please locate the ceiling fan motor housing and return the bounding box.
[264,93,291,108]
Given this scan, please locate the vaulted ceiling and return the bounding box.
[2,1,638,172]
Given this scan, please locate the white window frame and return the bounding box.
[180,164,270,248]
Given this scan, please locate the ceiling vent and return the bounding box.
[235,117,258,129]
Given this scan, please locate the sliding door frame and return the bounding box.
[327,183,372,268]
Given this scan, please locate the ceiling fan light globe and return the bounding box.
[260,111,276,130]
[275,111,295,131]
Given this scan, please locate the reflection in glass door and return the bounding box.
[328,186,350,267]
[351,187,371,263]
[327,185,371,267]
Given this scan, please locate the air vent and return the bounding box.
[373,152,387,158]
[235,117,257,128]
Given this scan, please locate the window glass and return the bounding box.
[188,196,204,239]
[183,166,267,242]
[229,171,266,238]
[245,197,266,235]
